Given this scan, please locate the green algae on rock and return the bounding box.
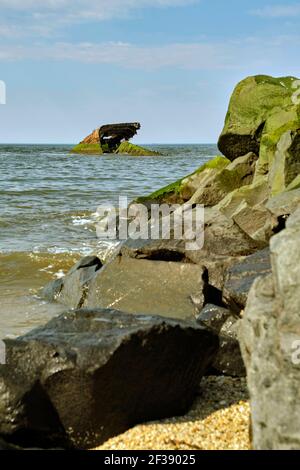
[218,75,299,162]
[136,156,230,205]
[71,142,103,155]
[116,141,160,156]
[188,153,257,207]
[218,74,300,195]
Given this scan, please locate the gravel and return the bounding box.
[95,376,250,451]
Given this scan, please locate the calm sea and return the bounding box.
[0,144,217,339]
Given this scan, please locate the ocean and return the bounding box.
[0,144,217,340]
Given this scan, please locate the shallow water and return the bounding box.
[0,144,217,339]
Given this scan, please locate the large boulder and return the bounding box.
[0,365,67,448]
[218,75,299,161]
[1,309,218,449]
[239,208,300,449]
[84,257,206,321]
[218,74,300,195]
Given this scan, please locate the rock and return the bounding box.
[84,257,205,321]
[230,201,274,244]
[214,316,245,377]
[120,237,189,263]
[188,153,258,207]
[223,248,271,313]
[71,142,103,155]
[239,209,300,449]
[2,309,218,449]
[0,365,68,448]
[41,278,64,302]
[218,75,299,161]
[116,141,160,156]
[257,107,300,195]
[121,205,261,261]
[41,256,102,309]
[196,304,245,377]
[217,179,276,243]
[266,187,300,219]
[287,174,300,190]
[217,178,270,215]
[179,156,230,202]
[202,207,263,257]
[120,237,241,295]
[136,156,229,205]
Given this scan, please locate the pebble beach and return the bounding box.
[96,376,251,451]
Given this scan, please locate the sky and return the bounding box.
[0,0,300,144]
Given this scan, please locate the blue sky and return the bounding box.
[0,0,300,143]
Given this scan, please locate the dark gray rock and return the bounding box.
[84,257,206,321]
[196,304,232,332]
[120,237,188,262]
[214,316,245,377]
[239,208,300,449]
[196,304,245,377]
[0,365,68,449]
[2,309,218,449]
[41,256,102,309]
[223,247,271,313]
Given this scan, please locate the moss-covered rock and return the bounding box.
[115,142,161,156]
[287,174,300,191]
[219,74,300,195]
[71,142,103,155]
[188,152,257,206]
[218,75,299,161]
[136,156,230,205]
[253,101,300,187]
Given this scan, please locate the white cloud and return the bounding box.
[251,4,300,18]
[0,41,226,68]
[0,36,298,71]
[0,0,198,21]
[0,0,199,38]
[0,23,53,38]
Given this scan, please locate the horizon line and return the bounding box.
[0,142,218,146]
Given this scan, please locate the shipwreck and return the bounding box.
[71,122,160,156]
